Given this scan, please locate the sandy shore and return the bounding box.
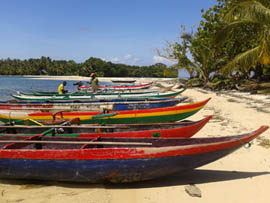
[0,79,270,203]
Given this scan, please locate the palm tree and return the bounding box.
[218,0,270,78]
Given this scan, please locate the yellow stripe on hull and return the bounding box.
[0,105,204,121]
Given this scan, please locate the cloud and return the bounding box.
[124,54,132,60]
[111,57,120,63]
[153,56,177,66]
[109,54,142,65]
[107,55,176,66]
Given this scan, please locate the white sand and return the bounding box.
[0,78,270,203]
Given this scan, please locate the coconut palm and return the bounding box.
[218,0,270,77]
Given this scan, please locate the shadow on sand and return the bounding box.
[0,169,268,189]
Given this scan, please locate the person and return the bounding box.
[58,81,68,94]
[90,73,99,92]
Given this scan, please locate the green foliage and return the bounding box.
[216,0,270,79]
[160,0,270,88]
[193,0,260,78]
[0,56,177,78]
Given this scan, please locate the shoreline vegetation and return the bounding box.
[0,57,177,78]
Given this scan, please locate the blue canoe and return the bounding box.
[0,126,267,183]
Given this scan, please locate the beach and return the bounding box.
[0,78,270,203]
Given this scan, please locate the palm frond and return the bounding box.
[225,1,270,25]
[216,20,261,43]
[220,46,261,74]
[259,38,270,64]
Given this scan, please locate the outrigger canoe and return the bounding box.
[0,116,212,138]
[0,125,267,183]
[23,89,158,96]
[0,97,185,104]
[78,81,153,91]
[11,89,185,101]
[0,97,188,112]
[0,98,211,125]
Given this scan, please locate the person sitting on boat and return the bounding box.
[90,73,99,92]
[58,81,68,94]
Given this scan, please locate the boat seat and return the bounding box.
[39,111,71,125]
[40,119,68,125]
[3,135,43,150]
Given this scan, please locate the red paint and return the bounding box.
[78,82,153,89]
[0,125,267,160]
[78,116,212,138]
[0,104,54,110]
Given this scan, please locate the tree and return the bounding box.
[158,25,219,82]
[217,0,270,80]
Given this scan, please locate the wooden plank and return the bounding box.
[0,140,152,146]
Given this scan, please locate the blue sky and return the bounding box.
[0,0,217,66]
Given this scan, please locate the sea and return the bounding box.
[0,76,108,100]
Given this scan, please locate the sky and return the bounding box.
[0,0,217,66]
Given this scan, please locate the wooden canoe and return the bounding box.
[0,97,187,111]
[22,89,158,96]
[78,81,153,91]
[0,97,188,112]
[0,125,267,183]
[11,89,185,101]
[0,116,212,138]
[0,98,211,125]
[0,97,184,104]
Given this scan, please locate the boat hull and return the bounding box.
[0,147,241,183]
[11,89,185,101]
[0,98,211,125]
[0,116,212,138]
[78,82,153,91]
[0,125,267,183]
[0,97,187,111]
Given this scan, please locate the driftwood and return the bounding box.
[256,89,270,94]
[236,82,270,94]
[235,84,258,91]
[257,82,270,88]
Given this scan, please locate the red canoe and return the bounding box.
[0,125,267,183]
[78,81,153,90]
[0,116,212,138]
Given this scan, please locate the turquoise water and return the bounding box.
[0,76,107,100]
